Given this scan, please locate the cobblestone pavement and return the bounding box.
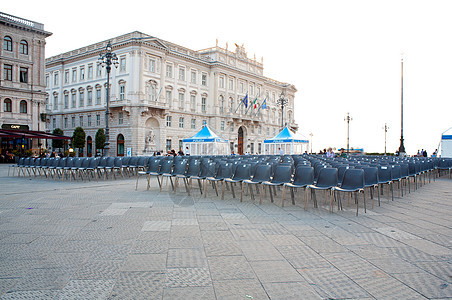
[0,165,451,299]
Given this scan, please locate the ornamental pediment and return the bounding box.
[146,38,169,50]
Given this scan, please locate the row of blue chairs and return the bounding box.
[9,156,152,181]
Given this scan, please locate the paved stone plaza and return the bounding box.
[0,165,451,299]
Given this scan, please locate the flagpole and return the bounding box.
[155,87,163,102]
[254,96,267,116]
[234,92,248,114]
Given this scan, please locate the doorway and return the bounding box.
[87,136,92,157]
[238,126,244,155]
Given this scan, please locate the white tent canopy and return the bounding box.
[440,127,452,157]
[183,125,229,155]
[264,126,309,155]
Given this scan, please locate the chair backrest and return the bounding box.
[200,162,216,178]
[251,164,272,183]
[50,158,59,167]
[128,156,138,167]
[172,160,188,175]
[114,157,123,167]
[88,157,100,168]
[378,166,392,183]
[23,157,31,166]
[293,166,314,186]
[231,163,251,181]
[57,157,67,168]
[121,156,130,166]
[105,157,115,167]
[216,163,232,180]
[80,158,90,168]
[186,160,201,177]
[270,164,292,184]
[391,165,401,180]
[136,156,148,167]
[40,158,48,167]
[72,158,83,168]
[337,165,350,184]
[159,159,173,174]
[340,169,365,190]
[315,168,338,188]
[361,167,379,186]
[400,163,409,177]
[147,158,161,173]
[66,157,75,168]
[98,157,108,167]
[314,164,328,182]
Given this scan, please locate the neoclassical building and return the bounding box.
[45,31,298,156]
[0,12,52,154]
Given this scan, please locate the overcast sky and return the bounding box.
[4,0,452,155]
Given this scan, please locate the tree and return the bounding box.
[72,127,86,156]
[52,128,64,151]
[95,129,106,155]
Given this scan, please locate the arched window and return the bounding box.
[20,40,28,55]
[4,98,12,112]
[3,36,12,51]
[219,95,224,113]
[20,100,27,113]
[119,80,126,101]
[117,134,125,156]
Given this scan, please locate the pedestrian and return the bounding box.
[326,147,334,158]
[185,146,190,156]
[178,148,184,156]
[432,149,437,158]
[278,148,284,155]
[423,149,427,157]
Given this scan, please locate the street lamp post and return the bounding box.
[309,132,313,154]
[97,41,118,157]
[398,56,406,156]
[344,112,353,154]
[276,92,288,129]
[383,123,389,155]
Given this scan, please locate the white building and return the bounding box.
[0,12,52,155]
[45,31,298,156]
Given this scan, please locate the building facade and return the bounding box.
[0,12,52,154]
[45,31,298,156]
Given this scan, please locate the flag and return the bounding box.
[234,93,248,113]
[252,97,258,109]
[261,97,267,109]
[242,94,248,108]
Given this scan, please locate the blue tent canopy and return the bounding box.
[264,126,309,144]
[183,125,227,143]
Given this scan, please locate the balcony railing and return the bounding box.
[0,12,44,30]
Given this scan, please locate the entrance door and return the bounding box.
[87,136,92,157]
[238,127,244,155]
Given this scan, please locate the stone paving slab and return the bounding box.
[0,165,451,299]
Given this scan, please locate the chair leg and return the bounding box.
[240,182,244,202]
[230,182,236,198]
[355,193,359,216]
[330,190,334,212]
[363,190,366,213]
[221,181,225,200]
[259,185,264,205]
[197,179,203,195]
[184,178,189,195]
[269,186,274,203]
[281,185,286,207]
